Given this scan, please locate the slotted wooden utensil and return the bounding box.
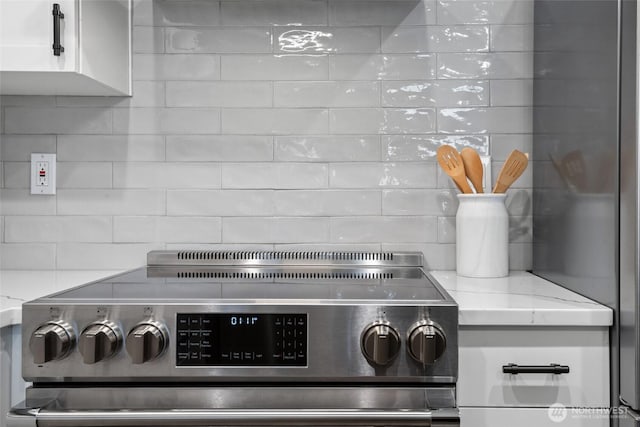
[493,149,528,193]
[437,145,473,194]
[460,147,484,193]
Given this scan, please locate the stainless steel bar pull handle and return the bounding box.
[52,3,64,56]
[502,363,570,374]
[9,408,460,427]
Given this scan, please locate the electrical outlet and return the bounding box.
[31,153,56,195]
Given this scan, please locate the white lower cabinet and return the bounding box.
[460,407,608,427]
[458,326,609,427]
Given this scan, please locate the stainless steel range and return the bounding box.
[8,251,459,427]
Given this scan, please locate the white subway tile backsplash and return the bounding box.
[1,244,56,270]
[114,216,221,243]
[149,0,221,27]
[382,189,454,215]
[3,162,29,188]
[57,190,166,215]
[223,217,329,243]
[437,216,456,243]
[5,216,112,243]
[58,162,113,189]
[381,26,489,54]
[490,25,534,52]
[221,55,329,80]
[329,54,436,80]
[167,190,275,216]
[55,82,166,108]
[221,163,328,189]
[167,82,272,107]
[113,108,220,134]
[275,27,380,54]
[330,163,437,188]
[57,136,165,162]
[437,0,534,25]
[275,136,380,162]
[56,243,162,270]
[113,163,222,189]
[166,136,273,161]
[381,80,489,107]
[222,109,328,134]
[222,0,328,26]
[330,216,437,243]
[490,134,532,160]
[0,189,56,215]
[437,52,533,79]
[0,0,534,271]
[490,79,533,106]
[437,107,532,134]
[134,54,221,80]
[274,82,379,108]
[166,27,272,53]
[382,135,489,160]
[133,27,165,53]
[274,190,381,216]
[0,96,56,107]
[1,135,56,161]
[5,108,112,134]
[329,0,436,26]
[330,108,435,134]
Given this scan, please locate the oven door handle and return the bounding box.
[8,407,459,427]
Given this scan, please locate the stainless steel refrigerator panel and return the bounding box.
[619,0,639,410]
[532,0,621,408]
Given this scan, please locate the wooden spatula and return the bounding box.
[493,149,528,193]
[560,150,587,192]
[460,147,484,193]
[437,145,473,194]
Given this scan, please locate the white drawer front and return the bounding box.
[458,327,609,407]
[460,407,609,427]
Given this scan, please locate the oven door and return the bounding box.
[7,387,459,427]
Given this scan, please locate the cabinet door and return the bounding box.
[461,407,608,427]
[0,0,76,72]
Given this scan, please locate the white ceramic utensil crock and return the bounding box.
[456,193,509,278]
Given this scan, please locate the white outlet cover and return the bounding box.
[30,153,56,195]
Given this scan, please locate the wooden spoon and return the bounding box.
[436,145,473,194]
[460,147,484,193]
[493,149,528,193]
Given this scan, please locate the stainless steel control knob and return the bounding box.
[361,322,401,366]
[29,321,75,364]
[407,321,446,366]
[126,322,168,364]
[78,321,122,364]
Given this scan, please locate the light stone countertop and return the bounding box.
[0,270,613,329]
[430,270,613,327]
[0,270,122,328]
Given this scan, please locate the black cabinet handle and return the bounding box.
[52,3,65,56]
[502,363,570,375]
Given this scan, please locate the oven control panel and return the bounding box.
[176,313,308,366]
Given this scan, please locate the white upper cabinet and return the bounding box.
[0,0,131,96]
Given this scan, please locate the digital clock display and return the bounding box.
[176,313,307,366]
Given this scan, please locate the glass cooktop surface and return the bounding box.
[33,267,448,303]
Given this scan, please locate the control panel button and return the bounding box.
[176,313,307,366]
[79,321,122,364]
[29,321,75,364]
[361,321,401,366]
[126,321,168,364]
[407,320,446,366]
